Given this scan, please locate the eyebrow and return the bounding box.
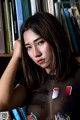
[25,36,42,46]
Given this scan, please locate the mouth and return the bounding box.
[37,59,45,64]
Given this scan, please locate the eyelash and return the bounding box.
[26,40,45,51]
[26,46,32,51]
[38,40,45,45]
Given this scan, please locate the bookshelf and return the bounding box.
[0,0,79,60]
[0,0,80,79]
[0,54,12,57]
[0,1,80,74]
[0,56,10,77]
[0,54,11,77]
[54,0,80,64]
[0,1,80,79]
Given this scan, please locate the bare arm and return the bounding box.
[0,40,27,111]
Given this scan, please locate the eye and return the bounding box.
[38,40,45,45]
[26,46,32,51]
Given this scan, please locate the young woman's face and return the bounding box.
[23,29,55,73]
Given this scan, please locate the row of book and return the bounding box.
[0,106,27,120]
[0,0,31,54]
[54,1,80,54]
[0,0,80,55]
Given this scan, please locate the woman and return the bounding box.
[0,12,80,120]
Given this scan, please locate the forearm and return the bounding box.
[0,56,20,105]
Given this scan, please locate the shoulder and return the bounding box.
[64,67,80,119]
[73,67,80,80]
[64,67,80,92]
[71,67,80,86]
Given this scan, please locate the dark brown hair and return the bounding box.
[20,12,77,90]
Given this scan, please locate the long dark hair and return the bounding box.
[20,12,78,90]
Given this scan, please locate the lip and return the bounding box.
[37,59,45,64]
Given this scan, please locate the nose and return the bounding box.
[33,46,42,57]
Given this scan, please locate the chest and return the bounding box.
[27,79,80,120]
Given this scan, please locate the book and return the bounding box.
[15,0,23,39]
[9,110,15,120]
[11,108,22,120]
[2,0,11,54]
[11,0,19,40]
[40,0,49,12]
[4,0,13,53]
[70,5,80,30]
[69,7,80,50]
[70,16,80,51]
[54,2,62,24]
[21,0,31,21]
[64,8,79,53]
[10,106,27,120]
[30,0,37,15]
[17,106,27,120]
[61,3,73,52]
[9,1,15,48]
[0,0,6,53]
[35,0,42,13]
[47,0,55,15]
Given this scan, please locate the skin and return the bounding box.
[24,29,56,74]
[0,29,55,111]
[0,40,27,111]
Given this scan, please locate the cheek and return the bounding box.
[41,44,52,57]
[28,51,36,62]
[27,51,33,59]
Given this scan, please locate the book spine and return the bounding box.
[41,0,49,12]
[11,0,19,40]
[54,2,62,24]
[0,0,6,53]
[5,0,13,53]
[47,0,55,15]
[18,107,27,120]
[35,0,42,12]
[15,0,23,39]
[70,5,80,30]
[2,0,10,54]
[64,8,79,53]
[9,1,15,48]
[12,109,21,120]
[71,16,80,50]
[9,110,15,120]
[21,0,31,21]
[30,0,37,15]
[61,4,73,52]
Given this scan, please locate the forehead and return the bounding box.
[23,29,41,43]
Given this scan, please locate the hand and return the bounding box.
[13,40,22,59]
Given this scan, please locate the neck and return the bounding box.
[46,68,56,75]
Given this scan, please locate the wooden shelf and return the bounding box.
[0,54,12,57]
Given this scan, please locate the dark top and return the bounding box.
[19,68,80,120]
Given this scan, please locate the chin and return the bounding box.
[40,64,49,69]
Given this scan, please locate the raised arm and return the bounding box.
[0,40,27,111]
